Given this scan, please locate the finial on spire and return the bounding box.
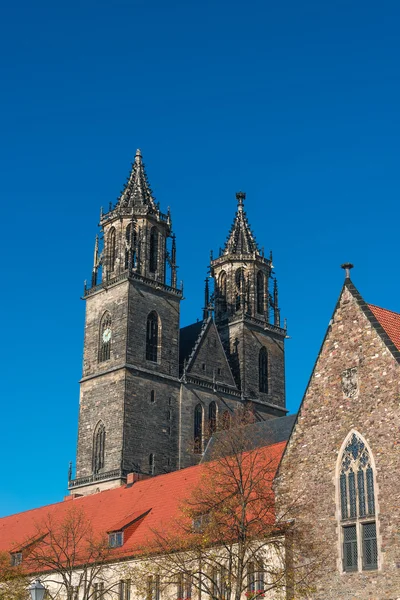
[135,148,142,159]
[236,191,246,207]
[341,263,354,280]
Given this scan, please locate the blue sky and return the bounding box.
[1,0,400,517]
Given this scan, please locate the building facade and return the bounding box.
[69,150,287,495]
[275,271,400,599]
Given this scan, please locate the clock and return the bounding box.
[102,327,112,343]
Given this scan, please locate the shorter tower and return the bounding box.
[211,192,286,414]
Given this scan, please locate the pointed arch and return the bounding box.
[235,268,245,312]
[98,311,112,362]
[93,421,106,473]
[146,311,159,362]
[256,271,264,314]
[108,227,117,273]
[218,271,227,312]
[258,347,268,393]
[194,403,203,454]
[125,223,136,270]
[149,226,158,273]
[337,430,379,572]
[208,401,217,435]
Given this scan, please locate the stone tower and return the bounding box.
[211,192,286,413]
[69,150,182,495]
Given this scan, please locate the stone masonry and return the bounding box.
[275,278,400,599]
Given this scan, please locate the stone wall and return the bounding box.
[275,283,400,599]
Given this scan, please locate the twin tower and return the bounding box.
[69,150,287,495]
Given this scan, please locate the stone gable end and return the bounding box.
[276,282,400,599]
[187,321,236,387]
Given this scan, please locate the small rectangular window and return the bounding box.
[343,525,358,572]
[10,552,22,566]
[109,531,124,548]
[147,575,160,600]
[119,580,131,600]
[362,522,378,570]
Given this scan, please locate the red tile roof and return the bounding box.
[368,304,400,351]
[0,441,286,569]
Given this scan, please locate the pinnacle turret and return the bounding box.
[223,192,259,255]
[117,149,158,211]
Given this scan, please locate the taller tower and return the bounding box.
[69,150,182,495]
[211,192,286,414]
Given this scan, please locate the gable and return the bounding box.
[186,320,236,387]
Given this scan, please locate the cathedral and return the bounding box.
[69,149,287,495]
[2,150,400,599]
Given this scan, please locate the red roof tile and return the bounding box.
[0,441,286,569]
[368,304,400,351]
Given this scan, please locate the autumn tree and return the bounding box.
[0,551,29,600]
[133,408,324,600]
[21,505,121,600]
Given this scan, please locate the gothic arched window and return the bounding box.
[259,347,268,393]
[149,227,158,273]
[108,227,117,273]
[98,312,112,362]
[235,268,245,312]
[256,271,264,314]
[208,401,217,435]
[218,271,227,311]
[339,432,378,572]
[194,404,203,454]
[93,421,106,473]
[146,311,159,362]
[125,223,136,270]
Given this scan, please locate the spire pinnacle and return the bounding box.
[223,192,259,255]
[117,150,157,211]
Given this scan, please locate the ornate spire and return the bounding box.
[223,192,259,255]
[117,149,158,211]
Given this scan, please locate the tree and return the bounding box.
[21,505,121,600]
[0,551,29,600]
[133,408,324,600]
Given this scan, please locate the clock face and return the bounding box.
[102,327,112,343]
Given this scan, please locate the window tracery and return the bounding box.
[339,432,378,572]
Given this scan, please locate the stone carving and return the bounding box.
[341,367,359,398]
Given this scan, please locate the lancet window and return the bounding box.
[235,268,245,312]
[93,421,106,474]
[194,403,203,454]
[256,271,264,314]
[218,270,227,312]
[124,223,136,270]
[146,312,159,362]
[339,432,378,572]
[98,312,112,362]
[259,347,268,393]
[108,227,117,273]
[149,226,158,273]
[208,401,217,435]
